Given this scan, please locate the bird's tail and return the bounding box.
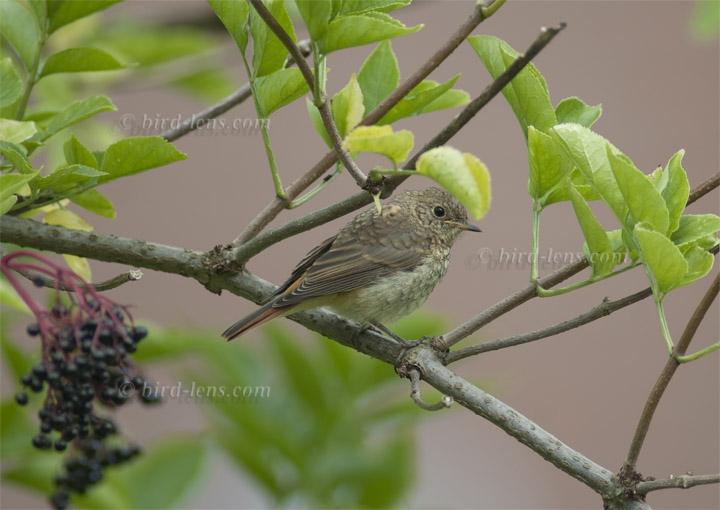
[222,302,290,341]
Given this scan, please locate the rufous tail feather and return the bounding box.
[222,302,290,341]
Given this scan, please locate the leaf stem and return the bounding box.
[240,54,286,200]
[536,262,640,297]
[530,199,540,282]
[15,28,47,121]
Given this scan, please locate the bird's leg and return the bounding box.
[369,321,420,348]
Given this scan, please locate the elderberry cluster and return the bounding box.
[14,298,158,509]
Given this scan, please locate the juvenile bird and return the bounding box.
[222,187,481,341]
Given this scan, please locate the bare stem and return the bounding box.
[247,0,315,91]
[408,369,452,411]
[447,286,654,363]
[622,272,720,473]
[316,101,368,187]
[160,40,311,142]
[635,473,720,495]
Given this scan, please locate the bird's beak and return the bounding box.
[446,220,482,232]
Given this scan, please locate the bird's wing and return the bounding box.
[272,236,423,306]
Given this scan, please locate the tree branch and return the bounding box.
[446,286,653,363]
[316,101,369,187]
[635,473,720,495]
[402,344,650,510]
[232,0,506,245]
[622,271,720,474]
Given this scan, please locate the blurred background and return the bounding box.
[1,0,718,509]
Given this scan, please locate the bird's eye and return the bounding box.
[432,205,446,218]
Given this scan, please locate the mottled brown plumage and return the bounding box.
[222,187,481,340]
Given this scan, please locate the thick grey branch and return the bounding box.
[403,344,649,510]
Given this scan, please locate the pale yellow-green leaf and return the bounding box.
[634,224,687,294]
[342,125,414,164]
[43,209,94,231]
[416,146,491,219]
[331,74,364,139]
[0,278,31,314]
[0,119,37,143]
[63,254,92,282]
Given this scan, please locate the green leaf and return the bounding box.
[318,12,421,54]
[634,224,688,294]
[207,0,250,53]
[47,0,123,34]
[115,437,205,509]
[555,97,602,128]
[468,35,556,138]
[418,88,470,114]
[170,67,239,102]
[378,75,460,125]
[0,119,37,144]
[0,146,35,175]
[296,0,332,40]
[1,325,35,382]
[94,24,216,67]
[670,214,720,246]
[549,123,629,221]
[527,126,572,202]
[658,150,689,235]
[306,98,332,147]
[70,188,116,218]
[1,400,34,457]
[99,136,187,183]
[568,183,615,276]
[0,58,23,107]
[63,134,98,168]
[250,0,296,78]
[331,74,365,139]
[343,125,414,164]
[37,95,116,142]
[39,47,126,78]
[357,40,399,113]
[0,0,39,71]
[416,146,491,219]
[672,243,715,289]
[256,68,310,117]
[0,279,31,314]
[35,164,106,192]
[608,145,669,234]
[338,0,412,16]
[0,172,39,214]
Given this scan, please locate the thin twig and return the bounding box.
[441,257,590,349]
[232,21,565,257]
[446,286,653,363]
[316,101,368,186]
[21,268,141,292]
[232,0,505,245]
[688,172,719,205]
[160,40,311,142]
[247,0,315,91]
[405,22,567,170]
[622,272,720,474]
[408,368,452,411]
[635,473,720,495]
